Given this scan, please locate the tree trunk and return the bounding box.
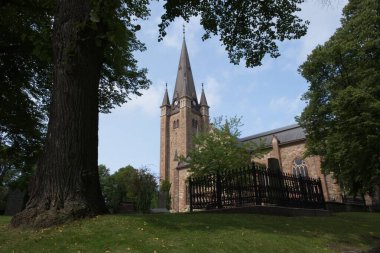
[11,0,107,228]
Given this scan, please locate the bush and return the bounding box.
[99,165,157,213]
[160,179,171,210]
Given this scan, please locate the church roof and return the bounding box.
[161,86,170,107]
[200,85,208,107]
[239,124,306,147]
[172,38,197,102]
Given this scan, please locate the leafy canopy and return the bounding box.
[159,0,309,67]
[297,0,380,196]
[182,116,261,176]
[0,0,52,190]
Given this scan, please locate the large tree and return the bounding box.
[10,0,150,227]
[297,0,380,197]
[10,0,309,227]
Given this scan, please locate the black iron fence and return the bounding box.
[188,163,325,211]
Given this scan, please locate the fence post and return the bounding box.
[189,177,193,212]
[252,164,260,205]
[317,178,326,209]
[216,172,222,209]
[299,175,306,207]
[237,168,242,207]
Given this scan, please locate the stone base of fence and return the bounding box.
[325,201,369,212]
[191,204,331,217]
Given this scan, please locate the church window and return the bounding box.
[173,120,179,129]
[192,119,198,128]
[292,158,308,177]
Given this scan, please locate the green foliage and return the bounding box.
[297,0,380,196]
[0,0,52,190]
[134,167,157,212]
[1,213,380,252]
[93,0,152,113]
[159,0,309,67]
[182,116,261,176]
[98,165,157,213]
[159,179,171,210]
[1,0,151,191]
[0,186,7,211]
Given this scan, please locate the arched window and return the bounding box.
[173,120,179,129]
[292,158,308,177]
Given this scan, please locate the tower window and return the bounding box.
[292,158,308,177]
[173,119,179,129]
[192,119,198,128]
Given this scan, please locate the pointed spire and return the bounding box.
[200,83,209,107]
[161,82,170,107]
[172,37,197,102]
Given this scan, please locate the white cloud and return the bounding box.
[202,76,222,109]
[141,16,161,38]
[160,16,203,53]
[269,95,305,115]
[120,84,162,117]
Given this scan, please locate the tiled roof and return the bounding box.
[239,124,305,147]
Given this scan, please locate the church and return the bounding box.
[159,36,367,212]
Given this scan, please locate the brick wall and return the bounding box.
[253,140,342,202]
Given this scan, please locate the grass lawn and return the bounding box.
[0,212,379,253]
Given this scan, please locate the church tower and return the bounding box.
[160,36,209,212]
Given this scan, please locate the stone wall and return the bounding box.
[177,168,190,212]
[253,140,342,202]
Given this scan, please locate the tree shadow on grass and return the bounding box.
[140,212,380,251]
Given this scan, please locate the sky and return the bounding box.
[98,0,348,176]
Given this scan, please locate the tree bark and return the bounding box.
[11,0,107,228]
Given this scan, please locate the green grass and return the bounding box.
[0,212,379,253]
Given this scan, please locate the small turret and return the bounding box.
[161,83,170,107]
[200,83,208,107]
[200,83,209,117]
[160,83,171,117]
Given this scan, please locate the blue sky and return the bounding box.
[99,0,348,176]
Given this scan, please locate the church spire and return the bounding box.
[172,37,197,102]
[161,83,170,107]
[200,83,208,107]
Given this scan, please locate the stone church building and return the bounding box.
[159,37,369,212]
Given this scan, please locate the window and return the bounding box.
[192,119,198,128]
[173,119,179,129]
[292,158,308,177]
